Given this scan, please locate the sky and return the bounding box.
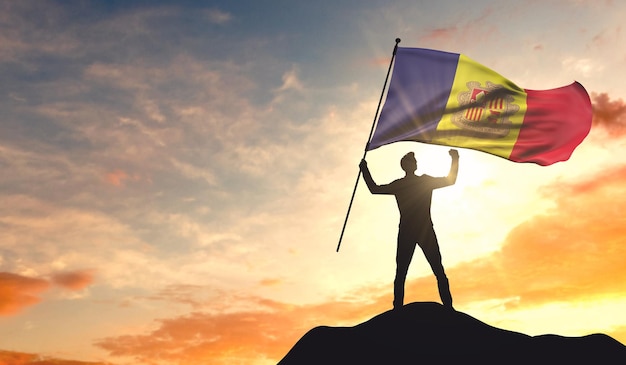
[0,0,625,364]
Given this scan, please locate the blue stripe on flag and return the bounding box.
[369,48,459,150]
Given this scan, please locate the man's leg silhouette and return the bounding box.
[393,235,417,310]
[419,228,453,308]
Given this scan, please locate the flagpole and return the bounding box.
[336,38,400,252]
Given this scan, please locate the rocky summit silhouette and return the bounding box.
[278,302,626,364]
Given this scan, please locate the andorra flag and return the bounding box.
[367,47,592,166]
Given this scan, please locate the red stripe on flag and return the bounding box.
[509,82,592,165]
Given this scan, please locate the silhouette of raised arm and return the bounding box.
[446,149,460,185]
[359,159,394,195]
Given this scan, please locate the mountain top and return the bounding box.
[278,302,626,364]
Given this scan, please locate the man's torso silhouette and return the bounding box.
[388,174,445,231]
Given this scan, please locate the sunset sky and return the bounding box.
[1,1,625,364]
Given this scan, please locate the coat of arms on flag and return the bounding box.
[451,81,521,139]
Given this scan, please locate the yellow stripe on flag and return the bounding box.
[433,54,528,159]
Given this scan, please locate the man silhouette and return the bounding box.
[359,149,459,310]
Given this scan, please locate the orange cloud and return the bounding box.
[369,57,392,67]
[591,93,626,136]
[104,170,140,187]
[421,26,459,43]
[0,272,49,316]
[105,170,128,186]
[95,294,395,365]
[51,269,95,291]
[0,270,94,316]
[145,284,208,309]
[259,278,282,287]
[419,7,496,46]
[0,349,111,365]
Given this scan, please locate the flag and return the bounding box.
[367,47,592,166]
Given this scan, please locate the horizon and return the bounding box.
[1,1,626,364]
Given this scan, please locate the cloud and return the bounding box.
[95,296,389,365]
[591,93,626,136]
[277,66,304,92]
[418,7,498,48]
[169,158,217,187]
[0,2,82,62]
[0,270,95,315]
[590,25,622,49]
[272,65,305,106]
[0,272,49,316]
[147,284,209,308]
[204,9,232,25]
[421,26,459,43]
[0,195,162,290]
[562,57,604,78]
[104,170,128,187]
[259,278,282,287]
[51,269,95,291]
[0,349,111,365]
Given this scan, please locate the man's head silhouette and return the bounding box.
[400,152,417,174]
